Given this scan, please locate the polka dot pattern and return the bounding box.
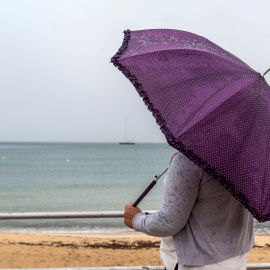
[111,29,270,222]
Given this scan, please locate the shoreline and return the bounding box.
[0,225,268,236]
[0,233,270,268]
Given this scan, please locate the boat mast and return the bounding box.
[124,115,127,143]
[119,115,135,145]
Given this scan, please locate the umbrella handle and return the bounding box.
[132,180,157,207]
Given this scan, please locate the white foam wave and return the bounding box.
[0,226,136,235]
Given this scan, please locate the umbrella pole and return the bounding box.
[132,167,168,207]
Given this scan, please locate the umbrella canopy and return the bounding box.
[110,29,270,222]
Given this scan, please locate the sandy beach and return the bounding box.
[0,233,269,268]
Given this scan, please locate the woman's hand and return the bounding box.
[124,202,142,229]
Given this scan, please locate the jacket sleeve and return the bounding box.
[132,152,202,237]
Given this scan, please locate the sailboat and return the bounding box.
[119,116,135,145]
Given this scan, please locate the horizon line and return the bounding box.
[0,141,167,144]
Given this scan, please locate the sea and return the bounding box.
[0,142,269,235]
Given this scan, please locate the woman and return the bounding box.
[124,152,255,270]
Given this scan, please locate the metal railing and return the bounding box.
[0,268,164,270]
[1,265,270,269]
[0,211,269,269]
[0,211,158,220]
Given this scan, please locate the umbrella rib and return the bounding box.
[262,68,270,77]
[179,73,260,136]
[120,47,255,74]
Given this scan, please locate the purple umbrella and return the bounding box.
[110,29,270,222]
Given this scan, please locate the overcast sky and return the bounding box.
[0,0,269,143]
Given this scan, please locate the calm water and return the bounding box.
[0,142,268,234]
